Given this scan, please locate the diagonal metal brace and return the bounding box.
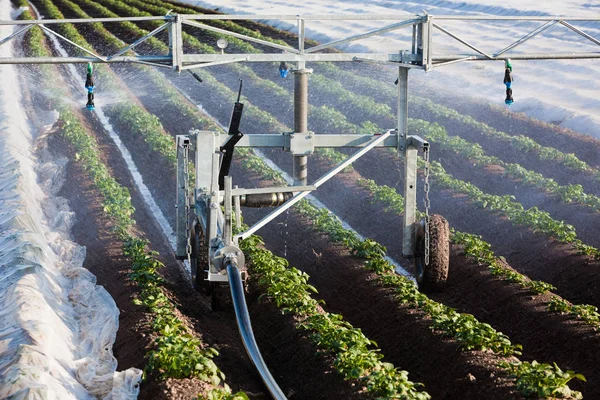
[40,25,106,61]
[234,130,392,241]
[107,22,171,60]
[0,24,33,48]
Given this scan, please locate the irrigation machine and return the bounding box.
[4,10,600,398]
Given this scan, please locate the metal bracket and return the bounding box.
[213,245,245,273]
[289,132,315,155]
[407,134,427,149]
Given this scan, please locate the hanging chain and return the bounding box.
[183,142,192,265]
[423,143,431,266]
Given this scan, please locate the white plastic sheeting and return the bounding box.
[0,2,142,398]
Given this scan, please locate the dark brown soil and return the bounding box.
[21,0,600,398]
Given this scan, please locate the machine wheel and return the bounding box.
[414,214,450,292]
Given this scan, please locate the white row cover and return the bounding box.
[0,2,142,398]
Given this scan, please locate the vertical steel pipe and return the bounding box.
[293,64,309,186]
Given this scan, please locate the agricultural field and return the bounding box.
[2,0,600,399]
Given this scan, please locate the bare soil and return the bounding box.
[22,0,600,398]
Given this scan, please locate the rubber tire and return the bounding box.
[414,214,450,292]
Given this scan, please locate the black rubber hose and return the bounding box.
[227,264,286,399]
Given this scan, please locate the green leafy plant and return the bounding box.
[500,361,585,399]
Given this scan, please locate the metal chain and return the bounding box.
[183,143,192,265]
[423,143,431,266]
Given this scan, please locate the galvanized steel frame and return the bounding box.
[2,13,600,70]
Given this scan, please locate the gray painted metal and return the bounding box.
[403,145,419,258]
[235,131,392,241]
[227,185,316,196]
[234,185,242,231]
[0,56,171,64]
[3,13,600,71]
[293,66,310,186]
[214,132,401,149]
[224,176,233,247]
[227,264,286,400]
[397,67,408,153]
[397,68,418,257]
[175,136,188,259]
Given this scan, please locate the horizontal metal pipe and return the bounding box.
[0,56,171,64]
[434,52,600,61]
[183,53,391,62]
[218,133,400,148]
[240,192,293,207]
[0,16,170,25]
[2,14,600,25]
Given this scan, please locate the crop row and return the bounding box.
[313,63,595,178]
[240,233,431,399]
[425,159,600,259]
[113,0,600,235]
[134,0,596,183]
[62,0,600,322]
[306,71,600,213]
[34,1,438,395]
[358,175,600,330]
[235,147,584,399]
[51,0,592,394]
[24,1,245,398]
[56,0,600,318]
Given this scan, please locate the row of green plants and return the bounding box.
[411,119,600,212]
[27,1,244,398]
[314,62,596,178]
[293,202,585,399]
[61,0,600,331]
[426,159,600,259]
[113,0,600,202]
[549,297,600,330]
[304,66,600,215]
[55,1,592,394]
[240,234,431,399]
[357,173,600,331]
[60,108,245,399]
[35,6,434,395]
[234,147,584,399]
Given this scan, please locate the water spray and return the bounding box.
[85,62,94,111]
